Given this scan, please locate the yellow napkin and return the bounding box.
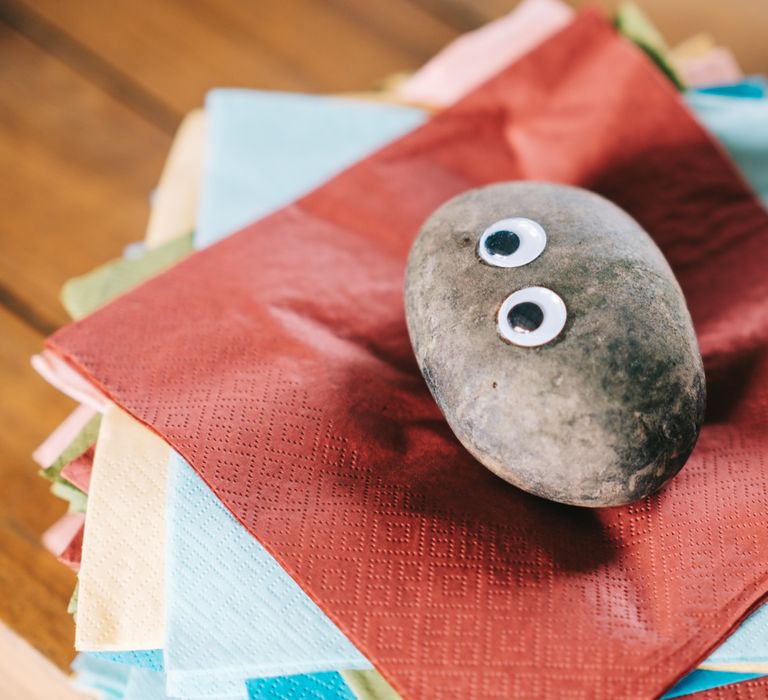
[669,34,716,60]
[75,403,168,650]
[341,670,400,700]
[67,110,203,650]
[144,109,205,249]
[700,662,768,673]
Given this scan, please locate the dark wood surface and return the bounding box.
[0,0,765,675]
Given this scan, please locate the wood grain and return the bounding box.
[0,21,169,331]
[0,305,77,671]
[575,0,768,74]
[15,0,459,116]
[415,0,768,73]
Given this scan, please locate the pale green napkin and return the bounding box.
[61,233,193,320]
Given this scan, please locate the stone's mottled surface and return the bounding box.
[404,182,706,507]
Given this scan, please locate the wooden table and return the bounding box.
[0,0,765,691]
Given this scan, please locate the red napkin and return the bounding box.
[58,523,84,572]
[60,445,94,493]
[48,13,768,700]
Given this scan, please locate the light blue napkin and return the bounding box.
[164,453,371,698]
[195,89,426,248]
[662,669,763,698]
[124,666,245,700]
[695,77,766,99]
[687,90,768,205]
[79,653,350,700]
[123,667,171,700]
[705,603,768,667]
[90,649,164,672]
[72,654,131,699]
[247,672,356,700]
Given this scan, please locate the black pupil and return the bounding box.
[508,302,544,333]
[485,230,520,256]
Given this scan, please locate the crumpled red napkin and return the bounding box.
[47,13,768,700]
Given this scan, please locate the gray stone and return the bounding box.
[404,182,705,507]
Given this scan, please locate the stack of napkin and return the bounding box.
[32,1,768,698]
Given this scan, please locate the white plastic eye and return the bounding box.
[497,287,567,347]
[478,217,546,268]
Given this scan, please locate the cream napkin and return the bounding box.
[144,109,206,249]
[76,403,168,650]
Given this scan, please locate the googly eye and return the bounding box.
[478,217,546,268]
[497,287,566,347]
